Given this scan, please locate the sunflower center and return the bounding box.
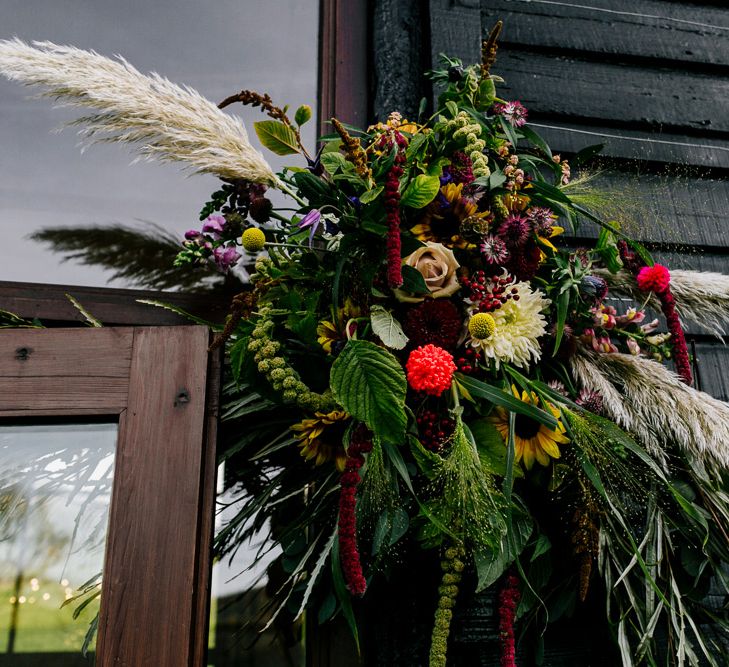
[514,414,541,440]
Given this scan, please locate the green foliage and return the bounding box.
[400,173,441,208]
[330,340,407,444]
[254,120,299,155]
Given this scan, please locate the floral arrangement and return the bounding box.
[2,26,729,666]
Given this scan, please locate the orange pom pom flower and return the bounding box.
[406,344,457,396]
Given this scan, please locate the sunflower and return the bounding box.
[411,182,489,249]
[490,387,569,470]
[291,410,350,471]
[317,299,361,354]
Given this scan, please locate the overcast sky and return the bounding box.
[0,0,319,286]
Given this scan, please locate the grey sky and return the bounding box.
[0,0,319,287]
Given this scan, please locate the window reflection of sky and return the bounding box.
[0,0,319,287]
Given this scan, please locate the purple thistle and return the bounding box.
[498,214,532,247]
[576,389,604,415]
[480,235,509,265]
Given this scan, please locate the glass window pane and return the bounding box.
[0,422,117,664]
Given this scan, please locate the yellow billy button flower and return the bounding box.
[468,312,496,340]
[241,227,266,252]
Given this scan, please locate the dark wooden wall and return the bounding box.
[365,1,729,665]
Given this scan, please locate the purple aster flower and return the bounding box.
[480,235,509,265]
[498,214,531,247]
[494,100,528,128]
[212,245,240,272]
[202,214,226,237]
[298,209,322,247]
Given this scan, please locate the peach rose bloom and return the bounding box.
[394,242,460,303]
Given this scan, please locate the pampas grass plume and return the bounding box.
[0,38,277,185]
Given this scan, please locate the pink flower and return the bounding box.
[201,214,226,237]
[636,264,671,294]
[212,245,240,272]
[641,318,660,334]
[494,100,528,128]
[593,304,617,330]
[616,307,645,325]
[626,338,641,355]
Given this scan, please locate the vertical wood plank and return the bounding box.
[96,326,211,666]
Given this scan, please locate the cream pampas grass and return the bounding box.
[570,349,729,469]
[0,38,277,185]
[596,268,729,340]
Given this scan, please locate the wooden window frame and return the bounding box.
[0,324,220,666]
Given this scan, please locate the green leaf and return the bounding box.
[400,265,430,295]
[320,151,347,174]
[531,534,552,561]
[254,120,299,156]
[469,420,523,478]
[553,289,570,356]
[293,171,334,205]
[475,507,533,591]
[477,78,496,110]
[359,186,383,205]
[372,508,410,555]
[519,125,552,158]
[229,336,249,384]
[455,374,559,429]
[370,305,409,350]
[331,540,361,652]
[294,104,312,126]
[488,170,507,190]
[400,174,441,209]
[330,340,407,444]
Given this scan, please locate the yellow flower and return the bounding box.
[468,312,496,340]
[536,225,564,260]
[316,299,361,353]
[411,182,489,249]
[490,387,569,470]
[291,410,350,471]
[241,227,266,252]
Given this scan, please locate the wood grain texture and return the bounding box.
[496,48,729,134]
[0,328,132,415]
[96,326,212,667]
[430,0,482,70]
[0,281,229,326]
[483,0,729,68]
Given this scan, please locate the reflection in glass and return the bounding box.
[207,464,305,667]
[0,423,117,663]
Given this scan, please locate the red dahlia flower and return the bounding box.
[406,344,457,396]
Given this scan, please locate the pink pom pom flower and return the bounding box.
[636,264,671,294]
[406,344,457,396]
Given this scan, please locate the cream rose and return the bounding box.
[394,242,460,303]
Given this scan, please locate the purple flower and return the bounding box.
[184,229,201,240]
[498,214,531,247]
[526,207,555,235]
[202,214,226,237]
[494,100,528,128]
[212,245,240,272]
[298,209,322,247]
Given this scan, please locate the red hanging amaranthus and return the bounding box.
[337,426,373,596]
[618,241,692,385]
[498,572,521,667]
[382,131,408,289]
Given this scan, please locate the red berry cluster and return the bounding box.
[461,271,519,312]
[338,427,373,596]
[382,132,409,289]
[416,408,455,452]
[498,572,521,667]
[454,347,478,375]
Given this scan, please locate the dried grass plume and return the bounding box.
[0,38,277,185]
[571,349,729,469]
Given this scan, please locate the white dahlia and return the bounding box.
[468,282,550,369]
